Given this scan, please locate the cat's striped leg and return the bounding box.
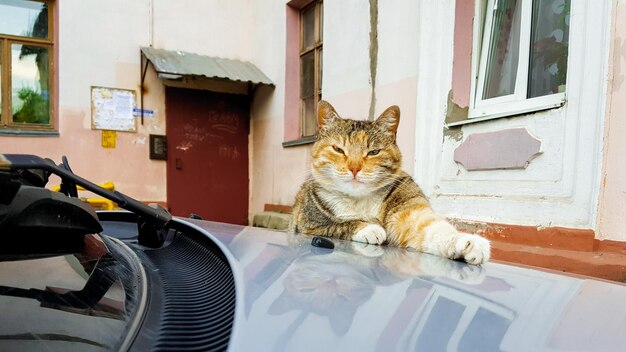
[386,207,490,265]
[422,220,490,265]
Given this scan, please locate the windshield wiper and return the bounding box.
[1,154,171,244]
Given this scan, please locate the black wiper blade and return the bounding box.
[1,154,171,229]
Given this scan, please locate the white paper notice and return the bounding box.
[91,87,137,132]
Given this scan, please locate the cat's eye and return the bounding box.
[332,146,345,154]
[367,149,381,156]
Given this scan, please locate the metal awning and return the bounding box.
[140,47,274,91]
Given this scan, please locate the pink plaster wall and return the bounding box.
[324,87,372,122]
[283,2,306,142]
[0,108,165,201]
[250,111,312,216]
[598,2,626,241]
[451,0,474,108]
[0,63,167,203]
[375,78,418,175]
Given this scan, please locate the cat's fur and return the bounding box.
[289,100,490,265]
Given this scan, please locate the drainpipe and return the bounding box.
[368,0,378,121]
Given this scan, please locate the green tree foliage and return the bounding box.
[13,88,49,124]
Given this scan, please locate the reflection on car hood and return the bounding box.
[181,219,626,352]
[0,234,143,352]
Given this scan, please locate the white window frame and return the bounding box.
[468,0,567,122]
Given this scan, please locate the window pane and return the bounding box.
[302,6,315,50]
[11,43,50,124]
[528,0,570,98]
[0,0,48,39]
[302,96,317,137]
[317,47,323,94]
[319,3,323,41]
[300,51,315,98]
[482,0,522,99]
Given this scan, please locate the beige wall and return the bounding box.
[598,1,626,241]
[0,0,168,202]
[1,0,273,207]
[3,0,623,241]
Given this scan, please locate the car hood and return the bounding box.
[181,218,626,352]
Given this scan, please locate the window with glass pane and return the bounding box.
[528,0,569,98]
[0,0,54,131]
[482,0,521,99]
[0,0,48,38]
[300,0,322,137]
[12,44,50,124]
[472,0,569,119]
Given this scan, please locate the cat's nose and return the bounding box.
[349,167,360,177]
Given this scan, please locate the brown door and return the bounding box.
[166,87,249,225]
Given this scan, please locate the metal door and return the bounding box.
[166,87,249,225]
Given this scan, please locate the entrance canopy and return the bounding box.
[140,47,274,95]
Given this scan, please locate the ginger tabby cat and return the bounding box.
[289,100,490,265]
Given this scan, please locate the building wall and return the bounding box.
[249,0,295,218]
[250,0,422,219]
[0,0,284,209]
[0,0,167,201]
[258,0,416,221]
[2,0,623,242]
[598,0,626,241]
[263,0,614,241]
[253,0,626,244]
[413,0,611,235]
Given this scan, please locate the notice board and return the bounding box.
[91,86,137,132]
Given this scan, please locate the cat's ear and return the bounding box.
[318,100,340,131]
[376,105,400,135]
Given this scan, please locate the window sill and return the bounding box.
[0,129,59,137]
[447,93,566,128]
[282,135,316,148]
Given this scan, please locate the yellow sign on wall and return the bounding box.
[102,130,117,148]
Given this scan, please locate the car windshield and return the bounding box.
[0,233,144,352]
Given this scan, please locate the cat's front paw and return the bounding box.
[352,224,387,245]
[453,234,490,265]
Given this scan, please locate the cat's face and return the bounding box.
[311,101,402,196]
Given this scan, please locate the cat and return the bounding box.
[289,100,490,265]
